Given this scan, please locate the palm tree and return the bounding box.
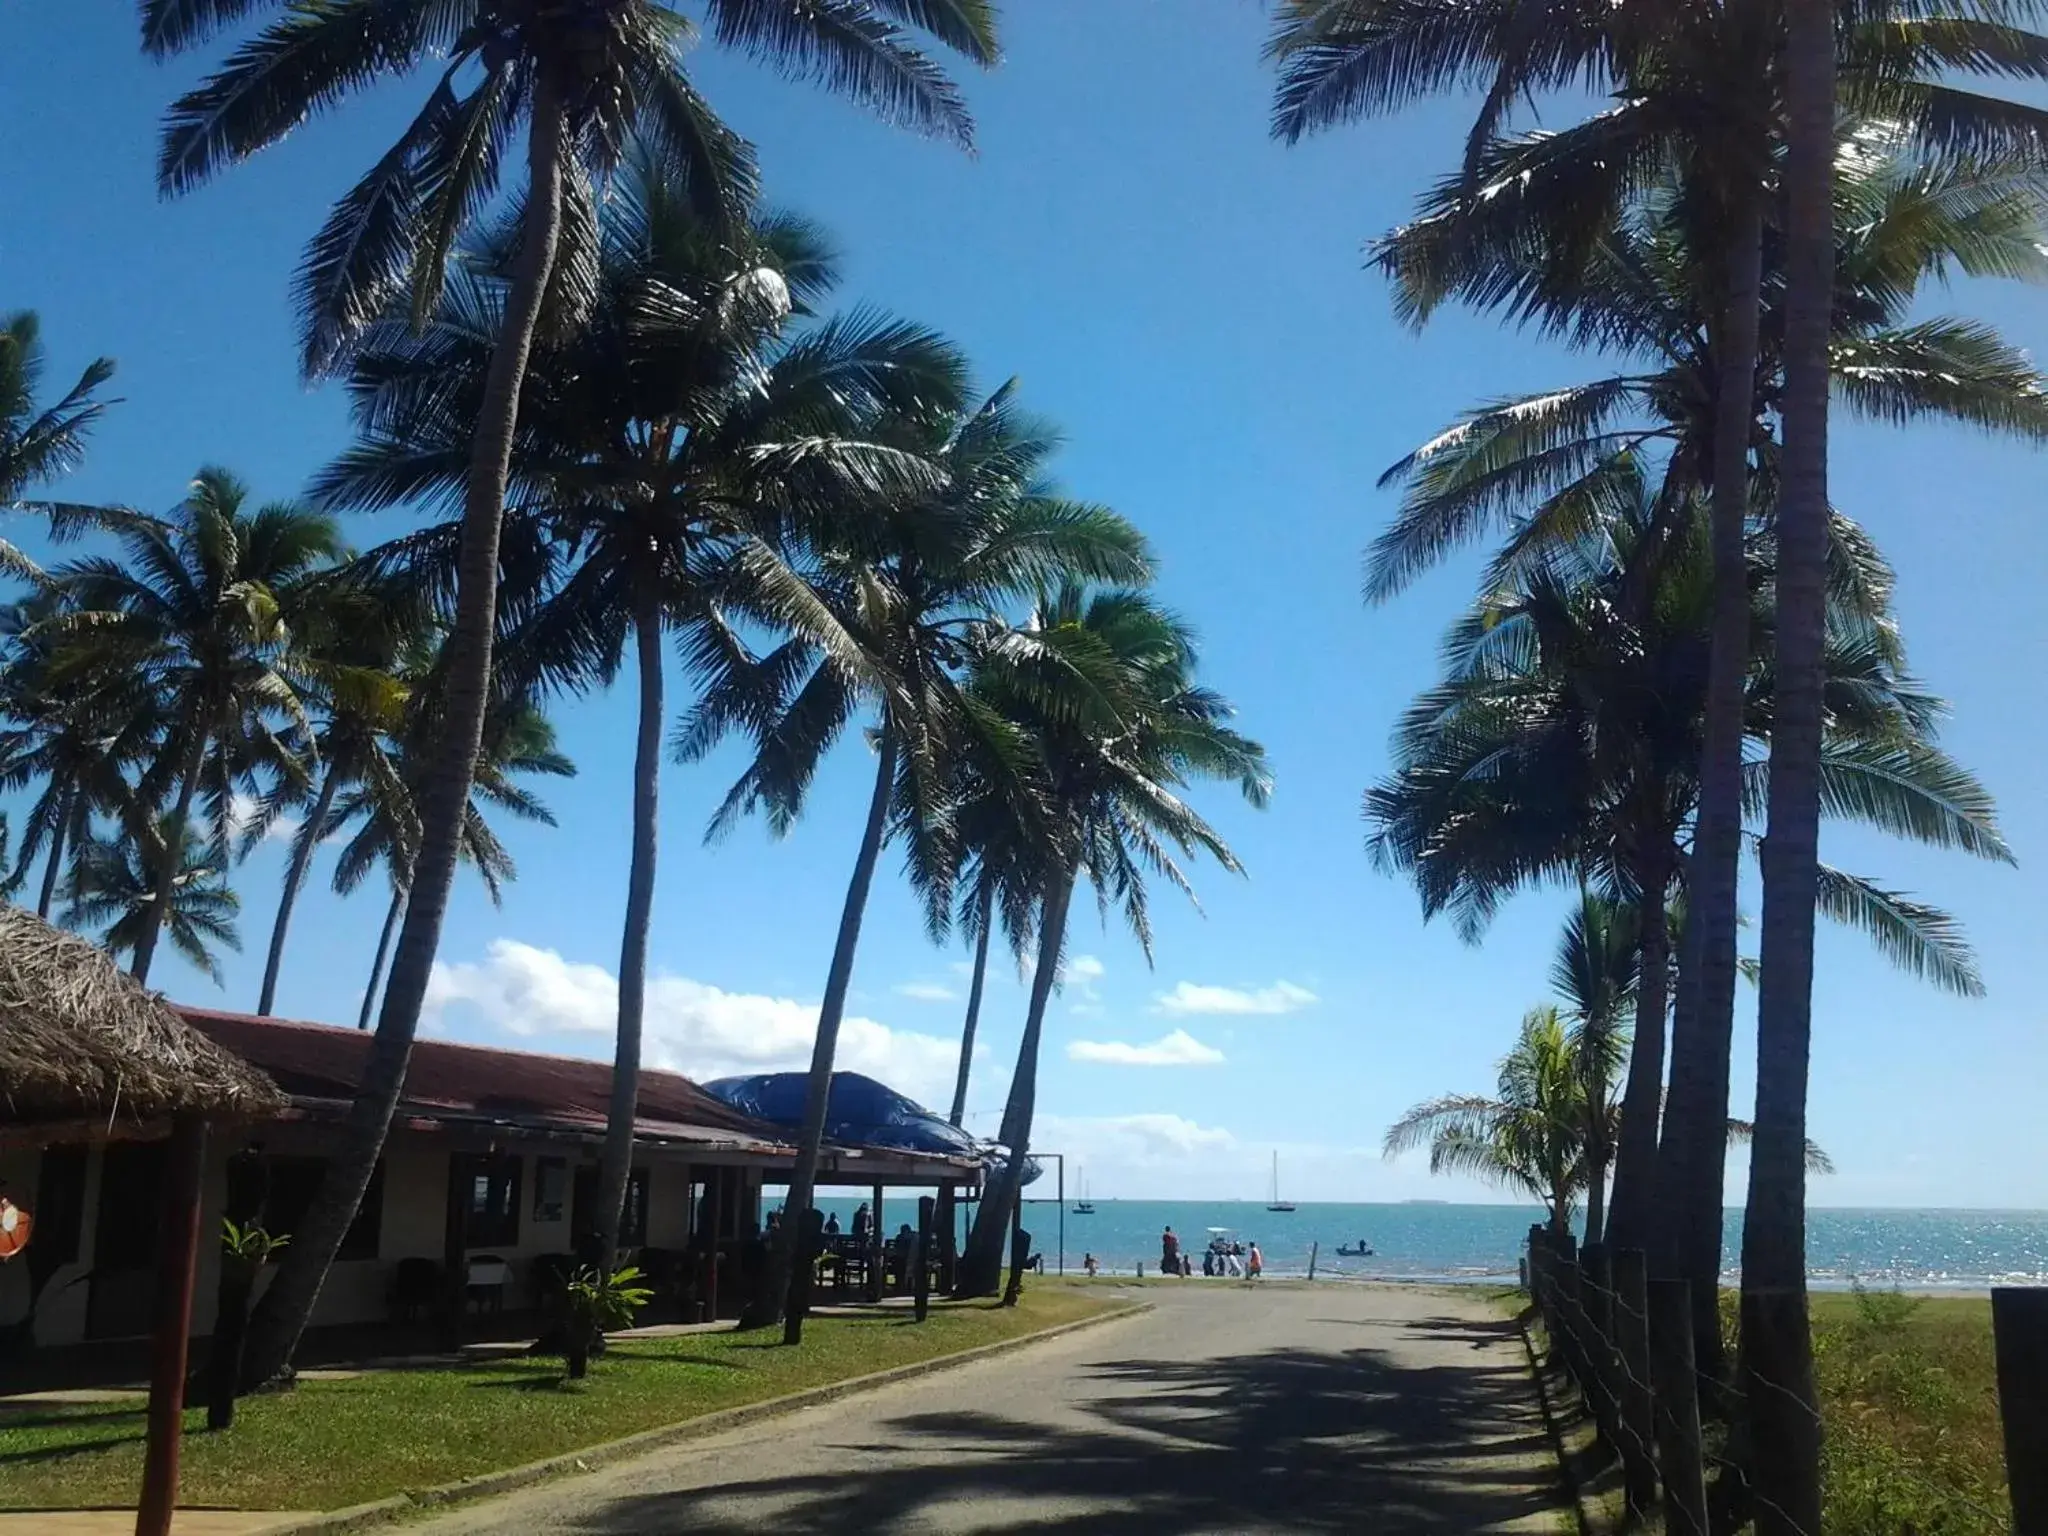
[1744,0,1839,1519]
[63,814,242,985]
[704,390,1152,1332]
[252,632,414,1017]
[41,469,341,983]
[1366,467,2009,1272]
[321,151,969,1267]
[0,309,116,564]
[956,586,1270,1297]
[1389,996,1834,1243]
[1373,137,2047,1365]
[1553,892,1639,1248]
[325,659,576,1030]
[0,595,161,919]
[1388,1006,1590,1241]
[151,0,999,1389]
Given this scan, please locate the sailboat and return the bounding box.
[1074,1167,1095,1215]
[1265,1150,1296,1212]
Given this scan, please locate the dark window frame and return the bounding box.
[465,1155,522,1249]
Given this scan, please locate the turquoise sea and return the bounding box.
[809,1197,2048,1289]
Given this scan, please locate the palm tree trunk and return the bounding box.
[258,765,340,1016]
[1603,856,1670,1251]
[237,79,568,1390]
[958,859,1077,1298]
[36,783,76,919]
[1742,0,1834,1523]
[947,876,994,1128]
[753,720,900,1338]
[1583,1141,1608,1250]
[358,884,405,1031]
[132,723,208,984]
[1656,188,1765,1382]
[596,594,664,1272]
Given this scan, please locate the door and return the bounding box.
[86,1141,165,1339]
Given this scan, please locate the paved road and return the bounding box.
[417,1283,1564,1534]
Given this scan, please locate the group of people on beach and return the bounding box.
[1151,1226,1261,1280]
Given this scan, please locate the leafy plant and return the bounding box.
[556,1264,654,1381]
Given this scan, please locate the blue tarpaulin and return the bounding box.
[701,1071,1039,1184]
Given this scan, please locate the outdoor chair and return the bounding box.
[389,1257,441,1325]
[465,1254,511,1314]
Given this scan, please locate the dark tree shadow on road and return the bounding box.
[564,1308,1560,1533]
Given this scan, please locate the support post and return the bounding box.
[1994,1286,2048,1535]
[868,1182,885,1302]
[1612,1247,1658,1520]
[915,1195,934,1322]
[703,1170,722,1321]
[1307,1241,1319,1281]
[1056,1157,1065,1276]
[136,1117,207,1536]
[440,1152,469,1348]
[1649,1277,1710,1536]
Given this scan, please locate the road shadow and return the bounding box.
[560,1321,1558,1533]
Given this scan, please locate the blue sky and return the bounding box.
[2,3,2043,1207]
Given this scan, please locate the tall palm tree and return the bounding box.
[1387,1005,1590,1241]
[704,390,1152,1332]
[153,0,999,1389]
[956,585,1269,1297]
[1366,468,2008,1273]
[1373,136,2047,1364]
[322,151,969,1267]
[63,814,242,985]
[1745,0,1839,1520]
[1270,8,2048,1316]
[42,469,341,983]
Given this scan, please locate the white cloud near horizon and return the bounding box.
[894,980,960,1003]
[1067,1028,1224,1067]
[1153,979,1317,1017]
[424,939,962,1108]
[1035,1111,1238,1165]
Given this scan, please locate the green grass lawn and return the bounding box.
[1809,1289,2006,1536]
[0,1287,1114,1513]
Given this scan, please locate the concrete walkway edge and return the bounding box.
[258,1298,1153,1536]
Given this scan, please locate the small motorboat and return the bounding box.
[1336,1241,1375,1258]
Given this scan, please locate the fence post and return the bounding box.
[1649,1276,1710,1536]
[1611,1247,1658,1520]
[1994,1287,2048,1534]
[1555,1250,1585,1390]
[1581,1243,1623,1451]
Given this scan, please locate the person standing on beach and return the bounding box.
[1247,1241,1264,1281]
[1161,1226,1182,1275]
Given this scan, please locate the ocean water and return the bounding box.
[808,1197,2048,1289]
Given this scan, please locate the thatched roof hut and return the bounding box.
[0,902,285,1127]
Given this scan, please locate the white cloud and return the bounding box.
[894,981,960,1003]
[1067,954,1105,984]
[1067,1029,1225,1067]
[1035,1111,1237,1165]
[424,939,962,1108]
[1153,979,1317,1017]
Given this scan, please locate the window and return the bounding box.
[31,1146,87,1269]
[532,1158,569,1224]
[93,1141,165,1272]
[464,1155,521,1249]
[572,1165,652,1252]
[225,1154,382,1261]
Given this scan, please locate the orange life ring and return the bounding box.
[0,1196,31,1260]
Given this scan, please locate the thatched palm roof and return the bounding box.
[0,903,286,1126]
